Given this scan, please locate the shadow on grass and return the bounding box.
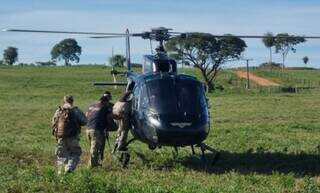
[179,151,320,176]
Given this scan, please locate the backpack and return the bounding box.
[112,101,130,120]
[53,107,79,138]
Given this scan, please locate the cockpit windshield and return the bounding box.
[145,77,206,114]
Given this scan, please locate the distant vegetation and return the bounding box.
[262,32,275,64]
[166,33,247,92]
[109,54,126,67]
[3,46,18,65]
[36,61,57,66]
[0,32,311,92]
[51,38,82,66]
[258,62,282,70]
[274,33,306,69]
[261,33,306,70]
[303,56,309,66]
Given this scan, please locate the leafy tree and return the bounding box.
[51,39,81,66]
[262,32,275,64]
[274,33,306,70]
[109,54,126,67]
[3,47,18,65]
[303,56,309,66]
[166,33,246,92]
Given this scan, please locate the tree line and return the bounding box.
[1,39,81,66]
[1,33,310,92]
[262,32,307,70]
[166,32,308,91]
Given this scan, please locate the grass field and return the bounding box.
[1,66,320,193]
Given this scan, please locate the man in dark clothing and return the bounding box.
[86,92,113,168]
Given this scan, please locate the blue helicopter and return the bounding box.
[93,27,219,166]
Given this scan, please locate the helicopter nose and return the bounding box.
[152,114,209,146]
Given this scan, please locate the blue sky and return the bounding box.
[1,0,320,67]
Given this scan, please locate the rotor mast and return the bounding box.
[142,27,172,52]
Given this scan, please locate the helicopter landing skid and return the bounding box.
[112,138,137,168]
[196,143,220,165]
[112,150,130,168]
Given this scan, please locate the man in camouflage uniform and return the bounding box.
[52,95,87,174]
[114,90,133,151]
[86,92,113,168]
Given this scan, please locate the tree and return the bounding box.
[3,47,18,65]
[166,33,247,92]
[109,54,126,67]
[274,33,306,70]
[51,39,81,66]
[303,56,309,67]
[262,32,275,64]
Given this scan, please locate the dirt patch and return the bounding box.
[235,70,280,86]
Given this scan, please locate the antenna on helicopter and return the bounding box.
[149,39,153,54]
[111,47,118,89]
[125,29,131,72]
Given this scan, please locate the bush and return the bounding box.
[36,61,57,66]
[259,62,282,70]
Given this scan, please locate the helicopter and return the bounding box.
[4,27,320,167]
[93,28,225,167]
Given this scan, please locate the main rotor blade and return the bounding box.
[173,32,320,39]
[89,33,145,39]
[89,35,126,39]
[3,29,128,36]
[212,35,320,39]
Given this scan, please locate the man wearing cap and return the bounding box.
[51,95,87,174]
[86,91,113,168]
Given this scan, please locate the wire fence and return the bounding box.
[219,70,320,94]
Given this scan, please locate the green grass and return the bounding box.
[1,65,320,192]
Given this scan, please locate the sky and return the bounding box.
[1,0,320,68]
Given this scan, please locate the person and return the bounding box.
[154,45,177,73]
[51,95,87,174]
[113,90,133,151]
[85,91,113,168]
